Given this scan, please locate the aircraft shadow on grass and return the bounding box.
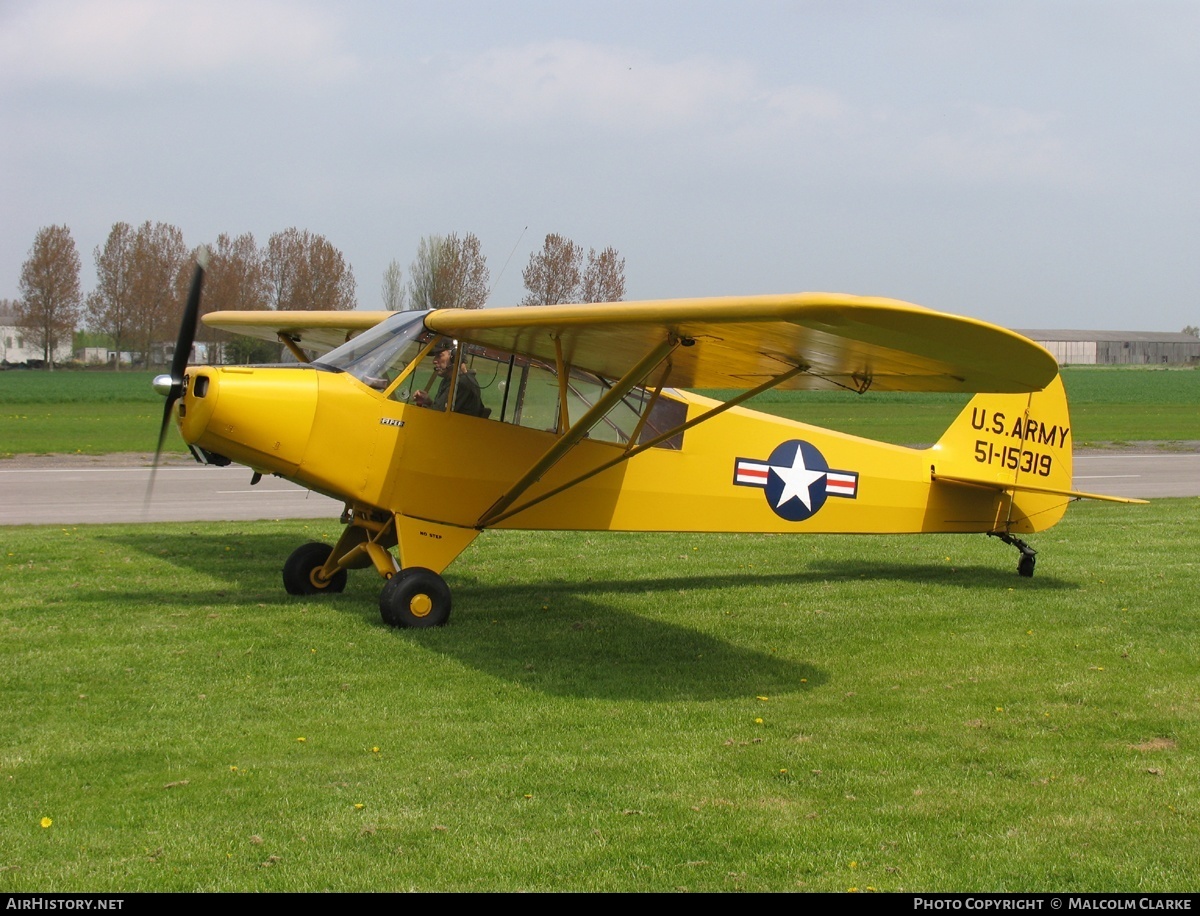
[95,530,1075,702]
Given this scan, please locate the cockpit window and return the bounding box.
[458,344,687,449]
[314,311,433,391]
[315,311,685,448]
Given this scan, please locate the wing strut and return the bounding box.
[278,333,311,364]
[479,361,812,528]
[476,337,679,527]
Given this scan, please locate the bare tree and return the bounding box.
[17,225,82,369]
[128,221,188,367]
[381,259,406,311]
[407,232,490,310]
[407,236,443,311]
[581,246,626,303]
[521,233,583,306]
[204,233,268,364]
[265,228,356,311]
[85,222,137,368]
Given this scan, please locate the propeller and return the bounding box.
[146,247,208,510]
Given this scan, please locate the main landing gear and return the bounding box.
[378,567,452,628]
[282,508,466,628]
[988,531,1037,578]
[282,542,348,594]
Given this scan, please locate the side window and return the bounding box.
[511,360,561,431]
[378,335,687,449]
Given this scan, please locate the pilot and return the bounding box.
[413,343,487,417]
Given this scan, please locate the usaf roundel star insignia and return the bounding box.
[733,439,859,522]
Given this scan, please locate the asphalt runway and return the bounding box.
[0,449,1196,526]
[0,455,343,525]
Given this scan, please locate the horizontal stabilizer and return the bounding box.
[932,472,1148,505]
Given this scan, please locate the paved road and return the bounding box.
[1071,451,1200,500]
[1,448,1196,526]
[0,455,342,525]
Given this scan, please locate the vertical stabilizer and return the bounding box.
[931,374,1073,533]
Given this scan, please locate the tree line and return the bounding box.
[5,223,626,369]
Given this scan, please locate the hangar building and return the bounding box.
[1014,330,1200,366]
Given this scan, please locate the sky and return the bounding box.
[2,0,1198,331]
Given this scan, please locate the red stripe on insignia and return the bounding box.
[735,460,771,487]
[826,472,858,497]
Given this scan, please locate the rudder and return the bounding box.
[931,374,1073,533]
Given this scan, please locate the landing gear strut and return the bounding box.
[280,507,471,628]
[988,531,1037,578]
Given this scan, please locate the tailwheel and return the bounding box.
[379,567,452,628]
[987,531,1038,579]
[283,542,348,595]
[1017,552,1036,578]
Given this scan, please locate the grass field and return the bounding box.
[1,501,1198,892]
[0,371,185,456]
[2,365,1198,456]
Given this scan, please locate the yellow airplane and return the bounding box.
[153,255,1143,628]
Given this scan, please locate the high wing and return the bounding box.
[202,310,387,356]
[205,293,1058,394]
[428,294,1057,393]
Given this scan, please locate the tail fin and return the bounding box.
[930,374,1076,533]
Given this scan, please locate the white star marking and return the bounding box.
[771,447,827,510]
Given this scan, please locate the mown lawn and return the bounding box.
[1,501,1196,892]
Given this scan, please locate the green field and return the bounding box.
[1,502,1197,891]
[0,371,186,456]
[2,365,1199,456]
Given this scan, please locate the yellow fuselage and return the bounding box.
[179,364,1070,559]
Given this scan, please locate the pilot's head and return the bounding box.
[431,342,456,376]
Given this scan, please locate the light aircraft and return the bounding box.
[152,253,1143,628]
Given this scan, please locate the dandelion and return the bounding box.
[230,765,238,772]
[754,717,764,725]
[354,803,364,810]
[296,737,306,743]
[371,747,380,754]
[757,696,769,701]
[40,817,52,828]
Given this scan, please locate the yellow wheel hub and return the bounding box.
[409,593,433,618]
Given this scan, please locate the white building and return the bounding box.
[0,302,74,366]
[1015,330,1200,366]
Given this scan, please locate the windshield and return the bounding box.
[314,310,433,389]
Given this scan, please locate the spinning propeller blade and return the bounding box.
[146,247,208,510]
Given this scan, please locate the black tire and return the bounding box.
[282,542,347,595]
[379,567,451,628]
[1017,553,1036,578]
